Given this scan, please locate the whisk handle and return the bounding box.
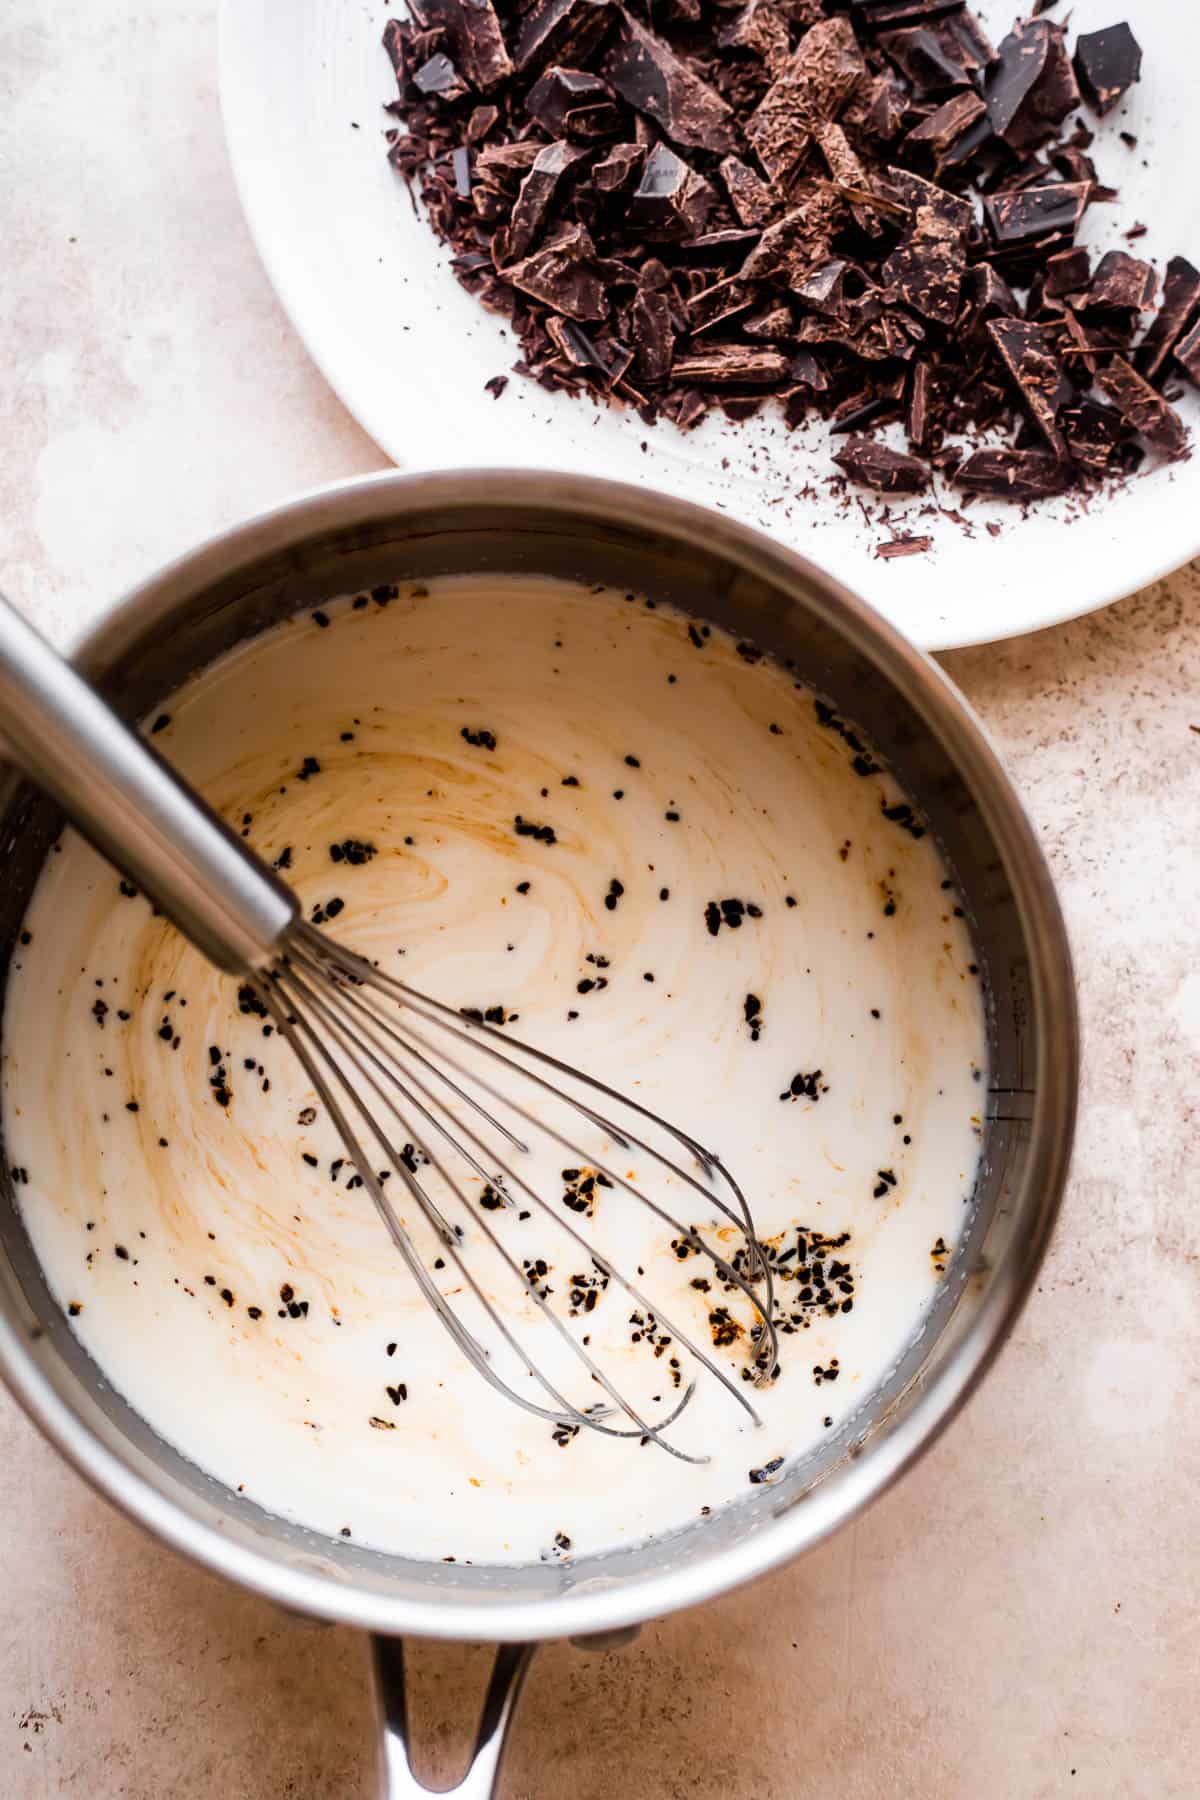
[372,1639,536,1800]
[0,592,297,973]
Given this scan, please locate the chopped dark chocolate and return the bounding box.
[986,317,1073,455]
[832,437,929,493]
[718,155,777,229]
[746,16,866,186]
[505,142,591,262]
[1060,398,1135,477]
[602,13,739,155]
[1043,246,1092,300]
[591,140,644,197]
[955,448,1072,501]
[1135,256,1200,385]
[626,142,716,240]
[514,0,616,75]
[1095,356,1188,459]
[671,345,790,386]
[630,287,675,385]
[1085,250,1158,319]
[985,183,1089,249]
[882,231,964,327]
[526,66,621,140]
[902,91,987,158]
[381,0,1191,505]
[718,2,791,75]
[1074,24,1142,117]
[505,224,608,320]
[414,54,470,101]
[1175,316,1200,387]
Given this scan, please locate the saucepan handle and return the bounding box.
[371,1637,537,1800]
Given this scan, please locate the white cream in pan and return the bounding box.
[3,577,984,1563]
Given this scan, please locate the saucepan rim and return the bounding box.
[0,469,1078,1643]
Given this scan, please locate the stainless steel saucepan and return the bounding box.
[0,472,1077,1797]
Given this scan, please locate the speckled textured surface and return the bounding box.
[2,4,1199,1796]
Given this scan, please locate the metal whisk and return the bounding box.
[0,593,777,1459]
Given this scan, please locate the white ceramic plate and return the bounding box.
[220,0,1200,649]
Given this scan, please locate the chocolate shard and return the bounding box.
[504,223,609,319]
[680,228,762,263]
[1174,315,1200,387]
[902,91,987,157]
[984,18,1080,153]
[852,0,966,23]
[406,0,513,91]
[475,142,543,185]
[1060,398,1134,477]
[842,71,908,142]
[934,112,994,175]
[670,345,791,386]
[796,294,919,363]
[743,300,795,339]
[831,377,905,433]
[601,12,739,154]
[505,141,592,262]
[791,258,850,317]
[1043,246,1091,300]
[985,182,1089,249]
[719,155,778,229]
[526,67,621,139]
[875,535,933,560]
[545,315,607,369]
[591,141,645,195]
[662,387,710,430]
[625,142,717,239]
[746,16,867,186]
[737,198,834,284]
[960,263,1018,327]
[986,317,1073,455]
[886,166,974,238]
[1084,250,1158,318]
[906,360,932,449]
[630,287,676,384]
[882,231,964,326]
[452,0,514,91]
[831,436,929,493]
[718,1,791,73]
[514,0,616,76]
[1095,355,1188,458]
[877,25,973,94]
[1074,23,1142,117]
[812,121,887,235]
[1136,256,1200,385]
[466,104,499,142]
[686,278,754,336]
[955,447,1071,500]
[414,54,471,100]
[942,9,996,73]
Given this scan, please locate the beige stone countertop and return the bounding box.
[2,4,1198,1795]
